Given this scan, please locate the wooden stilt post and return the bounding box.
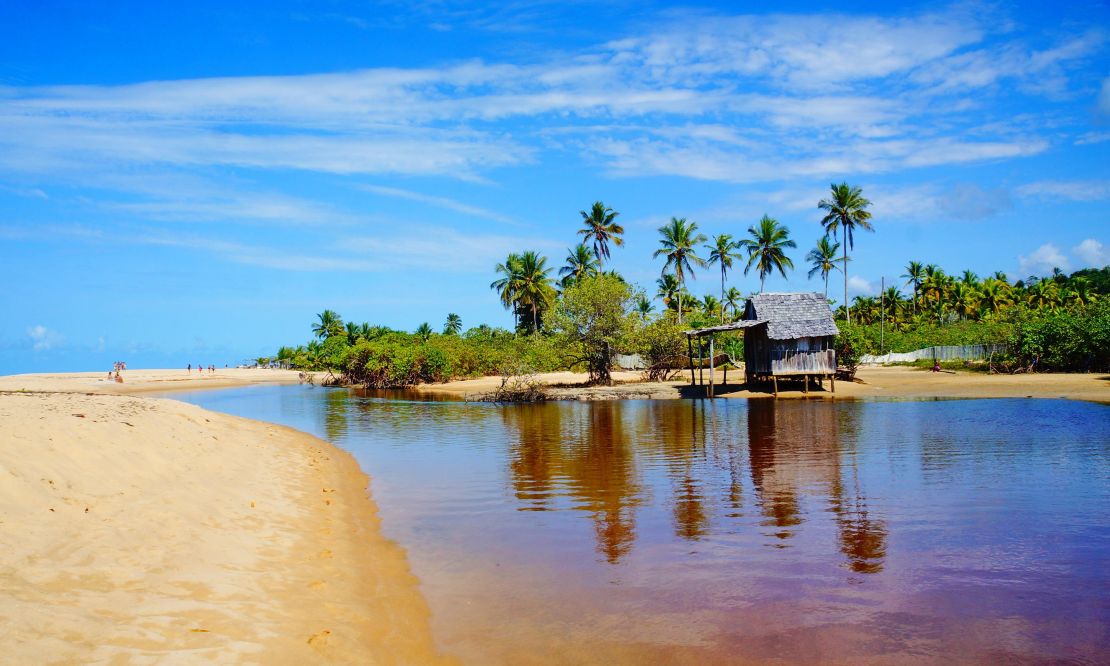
[692,337,701,384]
[708,337,715,398]
[831,373,836,394]
[687,335,695,385]
[804,374,809,395]
[772,375,778,398]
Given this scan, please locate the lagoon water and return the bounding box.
[169,386,1109,664]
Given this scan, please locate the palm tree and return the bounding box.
[558,244,600,287]
[960,270,980,288]
[635,294,654,319]
[1026,280,1061,311]
[901,261,926,315]
[344,321,361,345]
[950,283,977,321]
[740,215,796,293]
[358,322,375,341]
[1065,277,1097,306]
[443,313,462,335]
[881,286,904,325]
[656,273,681,312]
[818,182,874,323]
[806,236,842,298]
[312,310,343,340]
[977,278,1012,316]
[415,322,433,341]
[702,294,721,317]
[514,250,557,332]
[491,252,523,329]
[653,217,706,324]
[723,287,744,319]
[577,201,624,266]
[705,233,741,319]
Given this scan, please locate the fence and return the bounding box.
[860,344,1008,365]
[613,353,646,370]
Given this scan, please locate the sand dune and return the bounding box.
[0,372,451,664]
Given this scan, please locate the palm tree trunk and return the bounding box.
[824,271,829,298]
[843,230,850,323]
[532,303,538,332]
[677,289,683,324]
[760,274,765,293]
[720,268,725,320]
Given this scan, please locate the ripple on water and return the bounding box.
[169,388,1110,665]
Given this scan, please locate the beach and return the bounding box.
[416,366,1110,404]
[1,366,1105,662]
[0,370,450,664]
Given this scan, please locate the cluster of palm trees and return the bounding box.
[846,264,1101,326]
[490,184,876,330]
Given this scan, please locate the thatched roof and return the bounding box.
[685,319,766,337]
[745,292,839,340]
[685,292,839,340]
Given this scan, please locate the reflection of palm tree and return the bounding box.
[504,402,640,564]
[673,475,708,540]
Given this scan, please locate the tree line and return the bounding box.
[492,183,876,331]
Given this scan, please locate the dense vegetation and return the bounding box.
[267,189,1109,386]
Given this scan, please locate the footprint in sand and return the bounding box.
[318,549,333,559]
[307,630,331,647]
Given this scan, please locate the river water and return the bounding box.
[167,386,1109,664]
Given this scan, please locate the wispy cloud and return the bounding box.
[0,5,1091,193]
[343,226,563,272]
[1017,179,1110,201]
[359,184,517,225]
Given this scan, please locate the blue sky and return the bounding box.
[1,0,1108,372]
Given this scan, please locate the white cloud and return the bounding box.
[1017,180,1110,202]
[27,325,63,351]
[1017,243,1070,277]
[848,275,876,296]
[1073,239,1110,267]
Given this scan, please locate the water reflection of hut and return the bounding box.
[686,292,839,397]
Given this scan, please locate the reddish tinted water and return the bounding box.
[176,388,1110,665]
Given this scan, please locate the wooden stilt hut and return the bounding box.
[685,292,839,397]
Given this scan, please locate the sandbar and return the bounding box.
[0,370,452,664]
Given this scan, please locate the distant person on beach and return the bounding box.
[932,360,941,373]
[187,364,191,372]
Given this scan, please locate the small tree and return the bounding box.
[551,274,637,385]
[635,314,686,381]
